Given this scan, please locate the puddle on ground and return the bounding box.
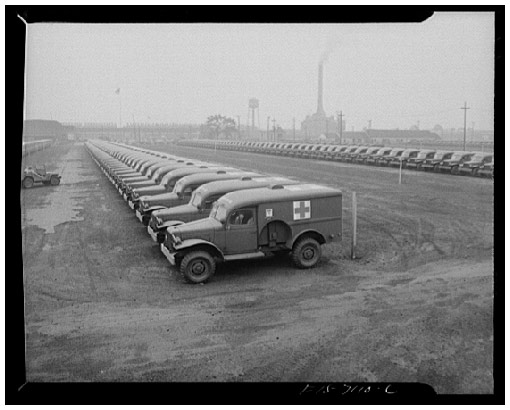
[22,146,99,234]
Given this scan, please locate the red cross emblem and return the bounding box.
[293,200,311,220]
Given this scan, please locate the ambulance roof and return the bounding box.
[195,176,302,197]
[174,171,263,187]
[217,183,342,210]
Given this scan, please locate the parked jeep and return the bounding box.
[438,151,475,174]
[135,170,262,225]
[160,183,343,284]
[148,176,301,243]
[458,152,494,176]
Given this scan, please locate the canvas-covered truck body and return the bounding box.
[160,183,343,284]
[148,176,301,243]
[134,170,261,225]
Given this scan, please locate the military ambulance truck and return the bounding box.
[148,176,301,243]
[160,183,343,284]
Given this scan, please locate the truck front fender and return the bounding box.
[174,239,224,260]
[146,205,167,213]
[161,220,185,229]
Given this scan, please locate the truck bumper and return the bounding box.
[160,244,176,266]
[148,225,162,243]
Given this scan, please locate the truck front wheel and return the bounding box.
[291,237,322,269]
[180,251,216,284]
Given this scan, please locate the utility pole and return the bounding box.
[337,111,344,144]
[266,116,270,142]
[272,118,276,142]
[293,117,296,142]
[237,115,241,140]
[461,102,470,151]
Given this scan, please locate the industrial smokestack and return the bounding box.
[317,63,325,116]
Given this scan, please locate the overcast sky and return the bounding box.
[24,12,494,131]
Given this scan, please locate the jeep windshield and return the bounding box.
[210,202,227,223]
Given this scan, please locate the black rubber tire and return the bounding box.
[433,164,440,173]
[180,251,216,284]
[451,166,459,175]
[291,237,322,269]
[50,175,60,185]
[22,177,34,189]
[472,168,478,177]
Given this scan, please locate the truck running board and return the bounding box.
[224,251,265,261]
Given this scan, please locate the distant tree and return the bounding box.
[204,115,237,140]
[433,124,443,133]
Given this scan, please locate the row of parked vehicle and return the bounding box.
[179,139,494,178]
[86,140,343,284]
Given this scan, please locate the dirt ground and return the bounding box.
[21,141,493,393]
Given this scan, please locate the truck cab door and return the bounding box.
[224,208,258,254]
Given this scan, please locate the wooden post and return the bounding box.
[351,191,357,259]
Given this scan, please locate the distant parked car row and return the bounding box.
[179,140,494,177]
[22,139,53,157]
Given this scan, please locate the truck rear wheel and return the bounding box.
[22,177,34,189]
[180,251,216,284]
[291,237,322,269]
[50,175,60,185]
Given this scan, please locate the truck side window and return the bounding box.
[229,209,255,226]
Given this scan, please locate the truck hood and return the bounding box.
[128,179,157,189]
[153,203,197,223]
[168,217,222,242]
[132,185,167,198]
[441,159,460,166]
[139,192,182,210]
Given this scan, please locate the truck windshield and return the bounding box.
[191,191,202,207]
[417,152,432,159]
[451,153,467,161]
[174,180,185,194]
[210,202,227,223]
[434,152,446,159]
[470,154,486,162]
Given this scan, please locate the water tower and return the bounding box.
[248,98,259,138]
